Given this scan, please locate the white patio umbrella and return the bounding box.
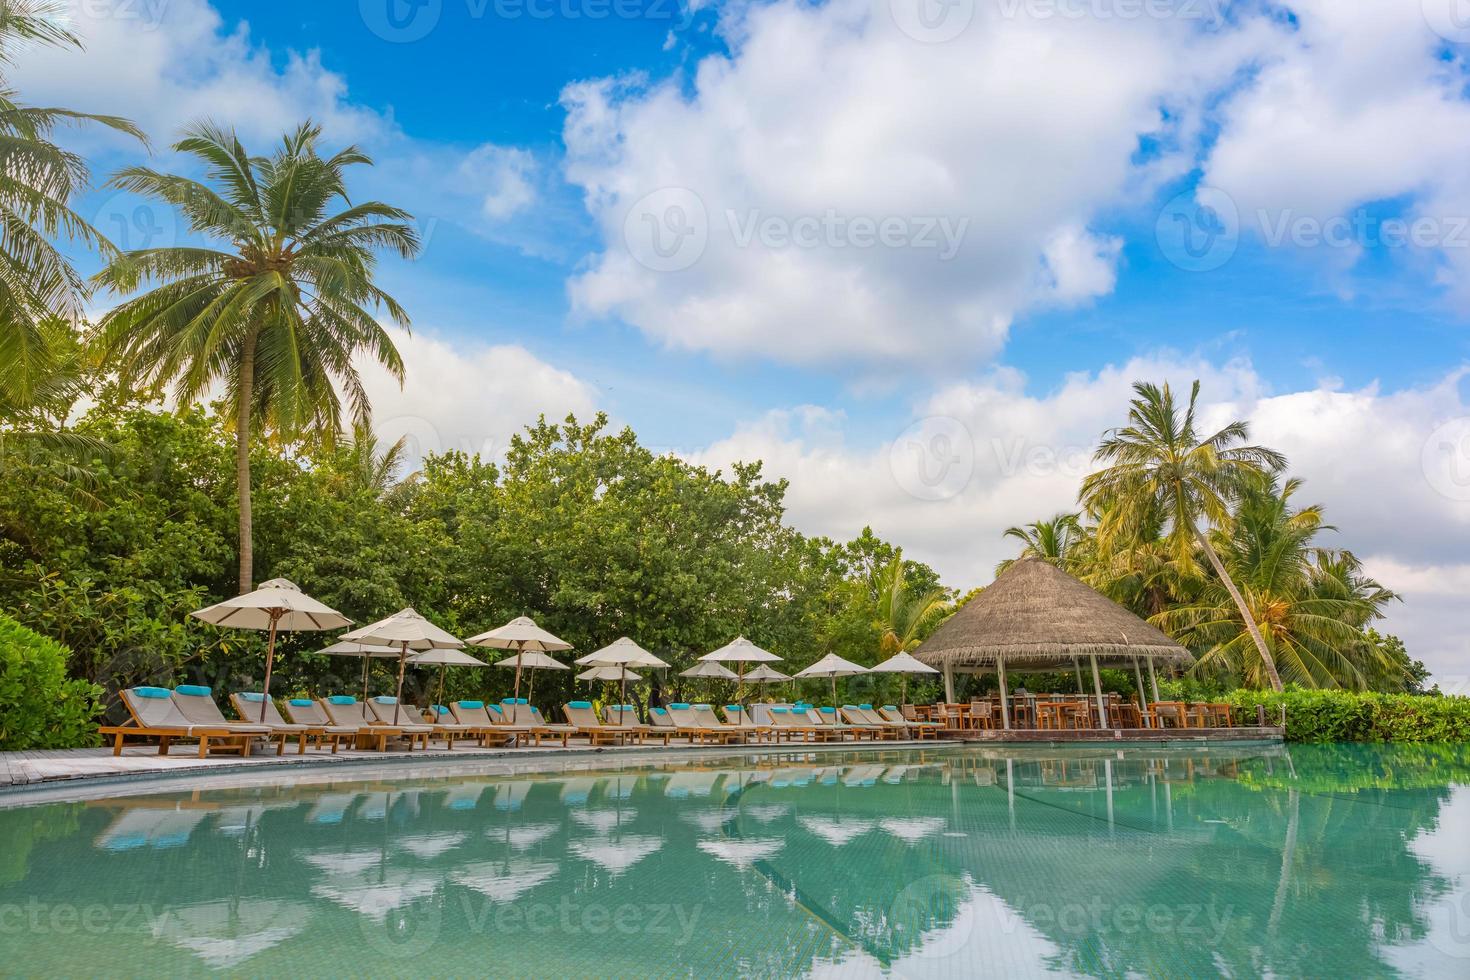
[869,650,940,705]
[795,653,869,706]
[742,664,792,684]
[576,637,668,703]
[191,579,350,723]
[576,665,643,684]
[407,648,489,709]
[315,640,401,705]
[679,661,738,680]
[339,608,463,724]
[489,650,568,704]
[701,635,782,698]
[466,616,572,700]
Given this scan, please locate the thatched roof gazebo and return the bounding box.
[913,558,1193,729]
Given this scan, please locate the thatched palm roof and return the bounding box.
[914,558,1193,670]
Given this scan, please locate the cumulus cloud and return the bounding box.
[458,145,539,221]
[692,359,1470,684]
[356,328,601,466]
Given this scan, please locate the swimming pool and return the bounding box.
[1,743,1466,977]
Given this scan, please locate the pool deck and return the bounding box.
[1,727,1284,790]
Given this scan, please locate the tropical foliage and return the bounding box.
[94,122,419,594]
[0,610,102,750]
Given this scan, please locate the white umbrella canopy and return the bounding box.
[577,665,643,683]
[315,640,401,705]
[191,579,349,723]
[742,664,792,683]
[870,650,940,704]
[407,649,489,710]
[575,637,669,669]
[339,608,464,723]
[491,651,568,671]
[467,616,571,700]
[795,653,869,705]
[679,661,738,680]
[701,635,782,699]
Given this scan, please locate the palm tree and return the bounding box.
[0,1,142,404]
[997,512,1084,574]
[872,553,951,657]
[1153,479,1402,689]
[1081,380,1289,690]
[94,122,419,592]
[330,422,411,498]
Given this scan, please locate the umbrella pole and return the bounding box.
[528,667,536,708]
[360,654,371,705]
[393,643,408,725]
[830,674,837,707]
[513,642,524,700]
[438,663,447,709]
[259,612,280,723]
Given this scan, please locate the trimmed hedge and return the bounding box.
[0,613,103,750]
[1225,688,1470,743]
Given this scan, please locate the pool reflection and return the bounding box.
[1,743,1467,977]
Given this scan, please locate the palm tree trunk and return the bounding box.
[1193,524,1284,691]
[235,330,258,594]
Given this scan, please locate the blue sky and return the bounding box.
[19,0,1470,681]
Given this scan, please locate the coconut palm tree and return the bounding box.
[996,512,1084,574]
[872,553,951,658]
[94,121,419,592]
[1152,479,1401,689]
[1081,380,1289,690]
[0,1,142,404]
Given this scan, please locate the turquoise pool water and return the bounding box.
[1,743,1467,977]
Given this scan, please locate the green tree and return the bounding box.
[872,552,951,659]
[1081,380,1289,690]
[1153,479,1402,690]
[94,121,419,593]
[997,513,1084,574]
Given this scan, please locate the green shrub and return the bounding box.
[1225,688,1470,743]
[0,613,103,750]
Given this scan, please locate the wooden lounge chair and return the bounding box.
[879,705,942,739]
[768,706,841,743]
[844,705,905,739]
[99,687,256,758]
[647,706,689,743]
[510,701,576,746]
[721,704,775,743]
[666,704,742,744]
[448,701,529,747]
[561,701,632,746]
[318,696,413,750]
[168,687,287,756]
[230,692,348,754]
[280,698,394,751]
[604,704,669,745]
[692,704,752,743]
[422,704,514,748]
[812,706,872,740]
[363,697,435,749]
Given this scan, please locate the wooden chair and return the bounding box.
[968,700,995,730]
[1147,701,1190,729]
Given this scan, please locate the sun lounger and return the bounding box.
[99,687,258,758]
[561,701,632,746]
[422,704,514,748]
[448,701,526,746]
[878,705,942,739]
[840,705,902,740]
[721,705,775,742]
[692,704,752,743]
[503,700,575,746]
[603,704,669,745]
[317,696,414,751]
[648,706,692,743]
[767,706,842,742]
[666,704,743,744]
[363,697,435,749]
[230,692,349,754]
[168,686,284,752]
[811,706,872,741]
[278,698,385,752]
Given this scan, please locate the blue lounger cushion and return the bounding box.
[458,700,485,710]
[669,703,691,709]
[725,705,742,712]
[820,707,837,714]
[175,685,212,697]
[132,687,172,699]
[328,695,356,705]
[859,704,874,710]
[568,700,593,709]
[430,705,450,716]
[373,696,397,704]
[290,698,315,706]
[882,705,898,711]
[653,707,668,715]
[771,707,790,714]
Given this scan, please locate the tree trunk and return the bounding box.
[235,331,258,594]
[1193,524,1284,691]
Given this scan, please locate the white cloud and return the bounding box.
[692,359,1470,683]
[357,328,601,466]
[458,145,539,221]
